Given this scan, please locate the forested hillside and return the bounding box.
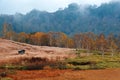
[0,2,120,36]
[1,22,120,53]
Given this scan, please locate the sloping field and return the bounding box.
[0,38,75,64]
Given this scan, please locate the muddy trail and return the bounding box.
[6,68,120,80]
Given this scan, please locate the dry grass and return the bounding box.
[0,38,75,65]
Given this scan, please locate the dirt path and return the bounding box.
[7,68,120,80]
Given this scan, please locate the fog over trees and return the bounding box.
[0,2,120,36]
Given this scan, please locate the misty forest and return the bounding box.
[0,2,120,36]
[0,2,120,53]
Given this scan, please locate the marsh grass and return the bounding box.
[0,52,120,71]
[65,54,120,70]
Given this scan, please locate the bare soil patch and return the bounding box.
[7,68,120,80]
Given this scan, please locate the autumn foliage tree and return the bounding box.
[107,34,118,56]
[17,32,29,43]
[28,32,49,46]
[1,23,15,39]
[0,24,119,55]
[96,34,107,56]
[47,32,74,48]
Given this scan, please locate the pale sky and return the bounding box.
[0,0,113,14]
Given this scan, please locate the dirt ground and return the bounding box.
[7,68,120,80]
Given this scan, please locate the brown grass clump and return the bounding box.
[43,66,52,70]
[0,57,67,70]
